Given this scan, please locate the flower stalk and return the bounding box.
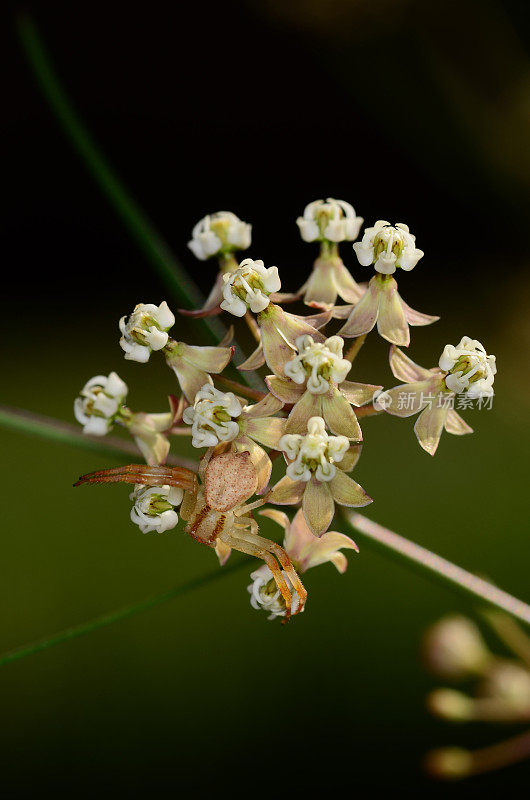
[346,512,530,626]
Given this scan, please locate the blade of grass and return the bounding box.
[346,512,530,627]
[0,559,251,668]
[0,404,196,470]
[15,12,262,389]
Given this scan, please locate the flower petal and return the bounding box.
[179,274,225,317]
[293,308,333,330]
[340,380,382,407]
[259,508,290,530]
[134,432,170,466]
[331,304,355,320]
[218,325,235,347]
[337,276,381,337]
[301,260,339,307]
[444,409,474,436]
[171,359,212,403]
[377,277,410,346]
[214,538,232,566]
[266,375,305,404]
[282,507,317,561]
[303,530,359,572]
[238,342,266,371]
[339,443,363,472]
[180,343,233,373]
[273,305,327,346]
[245,416,287,449]
[267,475,306,505]
[302,480,335,536]
[389,345,434,382]
[258,308,299,376]
[414,405,449,456]
[333,261,365,304]
[385,376,443,418]
[235,436,272,494]
[284,390,322,435]
[400,295,440,326]
[322,388,362,440]
[329,470,372,507]
[243,392,284,418]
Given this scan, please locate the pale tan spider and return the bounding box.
[75,451,307,620]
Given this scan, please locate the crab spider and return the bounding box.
[75,451,306,620]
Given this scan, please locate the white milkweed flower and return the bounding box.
[182,384,242,448]
[279,416,349,482]
[284,335,351,395]
[353,220,424,274]
[129,484,183,533]
[247,565,301,620]
[297,198,363,243]
[220,258,281,317]
[439,337,496,398]
[74,372,128,436]
[187,211,252,261]
[119,301,175,363]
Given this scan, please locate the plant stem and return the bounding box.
[0,405,197,469]
[244,311,262,343]
[15,12,264,391]
[346,513,530,626]
[427,730,530,779]
[0,559,251,668]
[215,376,266,402]
[354,404,382,419]
[482,610,530,668]
[345,333,367,363]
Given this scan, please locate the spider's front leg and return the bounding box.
[225,515,308,620]
[74,463,197,493]
[239,520,307,616]
[220,528,295,621]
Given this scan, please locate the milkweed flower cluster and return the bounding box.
[73,198,497,622]
[423,614,530,780]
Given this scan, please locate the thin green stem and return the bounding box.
[0,405,197,470]
[346,513,530,626]
[15,13,263,390]
[0,559,251,668]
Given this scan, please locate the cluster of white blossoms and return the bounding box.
[297,198,363,243]
[182,384,241,448]
[74,199,499,624]
[279,416,349,482]
[247,566,301,620]
[129,484,183,534]
[353,220,424,274]
[284,335,351,394]
[119,301,175,362]
[439,337,497,398]
[220,258,281,316]
[74,372,128,435]
[187,211,252,261]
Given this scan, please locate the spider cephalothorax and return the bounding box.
[75,451,306,620]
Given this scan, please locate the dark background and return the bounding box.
[3,0,530,794]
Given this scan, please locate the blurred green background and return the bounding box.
[3,0,530,793]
